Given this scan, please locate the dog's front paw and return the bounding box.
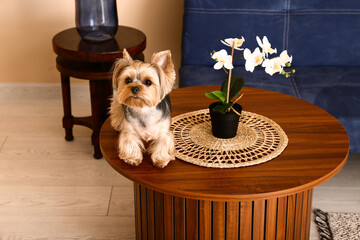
[148,132,175,168]
[118,148,143,166]
[151,152,175,168]
[118,132,144,167]
[122,157,142,166]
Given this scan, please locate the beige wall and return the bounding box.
[0,0,184,83]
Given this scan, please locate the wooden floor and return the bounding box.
[0,83,358,239]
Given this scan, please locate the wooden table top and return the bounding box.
[100,86,349,201]
[52,26,146,62]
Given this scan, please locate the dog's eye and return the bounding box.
[144,80,152,86]
[125,78,132,84]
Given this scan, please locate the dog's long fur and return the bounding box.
[109,49,176,168]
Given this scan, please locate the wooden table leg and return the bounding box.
[89,79,113,159]
[133,183,313,240]
[60,74,74,141]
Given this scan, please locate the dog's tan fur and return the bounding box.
[110,49,176,168]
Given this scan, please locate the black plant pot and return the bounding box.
[209,102,242,139]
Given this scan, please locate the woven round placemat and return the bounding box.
[171,109,288,168]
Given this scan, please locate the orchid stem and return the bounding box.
[222,67,229,75]
[226,43,235,104]
[233,55,244,61]
[233,93,244,104]
[230,106,242,116]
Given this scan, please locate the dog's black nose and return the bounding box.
[131,87,140,94]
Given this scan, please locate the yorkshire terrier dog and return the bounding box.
[110,49,176,168]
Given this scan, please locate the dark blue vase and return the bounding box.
[75,0,118,42]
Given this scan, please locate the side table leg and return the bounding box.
[60,74,74,141]
[89,79,113,159]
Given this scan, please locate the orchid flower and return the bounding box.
[244,47,264,72]
[212,49,234,70]
[262,57,284,76]
[279,50,293,66]
[207,36,294,113]
[221,37,245,50]
[256,36,277,57]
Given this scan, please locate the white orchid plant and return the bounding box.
[206,36,295,114]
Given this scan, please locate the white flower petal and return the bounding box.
[267,48,277,55]
[265,67,275,75]
[224,62,234,70]
[254,55,264,66]
[256,36,262,47]
[245,60,255,72]
[221,40,230,47]
[234,47,244,51]
[279,50,288,58]
[220,49,229,56]
[213,61,224,70]
[212,49,228,62]
[279,50,292,65]
[221,37,245,50]
[262,58,270,67]
[253,47,261,55]
[224,38,233,45]
[234,37,245,47]
[243,48,251,60]
[223,55,234,69]
[262,36,270,45]
[263,57,283,76]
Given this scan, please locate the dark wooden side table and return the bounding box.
[100,86,349,240]
[52,26,146,159]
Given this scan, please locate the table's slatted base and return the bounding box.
[134,183,313,240]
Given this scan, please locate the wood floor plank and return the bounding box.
[0,83,89,102]
[313,187,360,213]
[0,136,94,161]
[0,100,91,117]
[0,159,130,186]
[0,186,111,216]
[0,215,135,240]
[310,219,320,240]
[0,116,91,138]
[314,187,360,202]
[0,136,6,150]
[312,200,360,214]
[106,185,135,216]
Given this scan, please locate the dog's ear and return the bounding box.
[112,49,133,89]
[122,48,133,63]
[151,50,176,97]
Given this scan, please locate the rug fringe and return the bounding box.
[313,209,333,240]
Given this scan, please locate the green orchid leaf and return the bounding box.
[213,103,233,114]
[205,91,226,104]
[221,76,244,102]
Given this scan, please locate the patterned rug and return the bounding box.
[314,209,360,240]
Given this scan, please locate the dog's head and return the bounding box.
[112,49,175,108]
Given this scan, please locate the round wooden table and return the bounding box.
[52,26,146,158]
[100,86,349,240]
